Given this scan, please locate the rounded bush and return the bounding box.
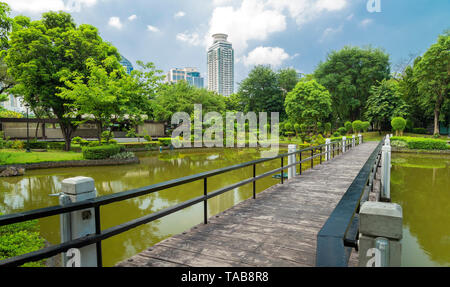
[362,122,370,132]
[344,121,352,133]
[82,145,121,160]
[338,127,347,136]
[71,137,83,144]
[352,120,363,133]
[391,117,407,135]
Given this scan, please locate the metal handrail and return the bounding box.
[316,139,383,267]
[0,137,362,267]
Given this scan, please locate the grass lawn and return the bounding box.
[0,149,83,165]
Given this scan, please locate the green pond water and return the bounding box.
[391,153,450,267]
[1,147,316,267]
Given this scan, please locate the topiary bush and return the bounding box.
[28,141,48,149]
[71,137,83,145]
[101,131,114,143]
[82,144,121,160]
[352,120,363,134]
[344,121,352,134]
[362,121,370,132]
[47,142,65,150]
[390,136,448,150]
[158,138,173,147]
[391,117,407,136]
[338,127,347,136]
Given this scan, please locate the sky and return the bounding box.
[4,0,450,91]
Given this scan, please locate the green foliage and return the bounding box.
[311,134,325,145]
[158,138,172,147]
[338,127,347,136]
[324,123,332,135]
[118,142,159,150]
[144,135,152,142]
[0,131,11,149]
[285,80,332,132]
[391,117,407,135]
[28,141,48,149]
[352,120,363,133]
[362,121,370,132]
[71,137,83,144]
[0,215,46,267]
[109,152,136,160]
[284,122,293,132]
[82,144,120,160]
[412,128,427,134]
[390,136,448,150]
[0,109,23,118]
[344,121,352,133]
[47,142,66,150]
[332,131,340,137]
[314,46,391,121]
[365,79,409,131]
[126,128,137,138]
[11,140,24,149]
[277,67,300,98]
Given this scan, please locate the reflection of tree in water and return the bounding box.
[391,154,450,265]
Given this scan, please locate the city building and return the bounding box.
[166,67,204,89]
[207,33,234,97]
[120,55,134,75]
[0,94,26,114]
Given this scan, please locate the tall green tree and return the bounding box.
[277,67,299,99]
[284,80,332,133]
[365,79,409,131]
[4,11,121,150]
[238,65,284,117]
[413,31,450,135]
[0,2,13,97]
[314,46,390,122]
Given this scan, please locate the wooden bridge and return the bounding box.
[116,141,380,267]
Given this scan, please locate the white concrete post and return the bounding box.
[380,143,391,202]
[342,136,347,153]
[325,139,331,161]
[288,145,296,180]
[358,202,402,267]
[358,134,363,145]
[352,135,356,148]
[60,177,98,267]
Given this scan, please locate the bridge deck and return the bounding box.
[116,142,379,267]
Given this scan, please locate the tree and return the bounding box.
[4,11,121,150]
[314,46,390,122]
[277,68,299,99]
[362,121,370,132]
[352,120,363,134]
[0,2,14,95]
[284,80,332,133]
[344,121,352,134]
[414,31,450,135]
[391,117,407,136]
[365,79,409,132]
[238,65,284,117]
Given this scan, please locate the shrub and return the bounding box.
[352,120,363,134]
[144,135,152,142]
[338,127,347,136]
[391,117,407,136]
[82,144,121,160]
[412,128,427,134]
[47,142,65,150]
[126,128,137,138]
[71,137,83,144]
[324,123,332,135]
[158,138,172,147]
[109,152,136,160]
[390,136,448,150]
[284,122,293,132]
[29,141,48,149]
[285,131,295,138]
[294,123,300,134]
[311,134,325,145]
[101,131,114,143]
[362,121,370,132]
[331,136,343,142]
[344,121,352,134]
[11,140,24,150]
[332,131,340,137]
[0,132,11,149]
[88,141,101,147]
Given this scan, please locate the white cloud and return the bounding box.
[213,0,233,6]
[360,18,373,27]
[4,0,97,13]
[207,0,287,53]
[243,46,290,67]
[147,25,160,33]
[320,25,343,42]
[128,14,137,21]
[346,13,354,21]
[108,17,123,29]
[176,32,202,46]
[174,11,186,18]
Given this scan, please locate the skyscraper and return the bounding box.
[207,34,234,97]
[120,55,134,75]
[166,67,204,89]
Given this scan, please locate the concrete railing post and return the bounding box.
[60,177,98,267]
[358,202,402,267]
[325,139,331,161]
[288,144,296,180]
[352,135,356,148]
[342,136,347,153]
[359,134,363,145]
[380,137,391,202]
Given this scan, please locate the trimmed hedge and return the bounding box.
[119,142,159,150]
[158,138,173,147]
[391,136,449,150]
[29,141,48,149]
[412,128,427,135]
[82,144,121,160]
[47,142,66,150]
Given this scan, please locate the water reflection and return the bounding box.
[391,154,450,267]
[0,148,288,266]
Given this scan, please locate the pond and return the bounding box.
[391,153,450,267]
[1,147,315,267]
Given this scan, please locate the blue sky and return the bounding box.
[5,0,450,90]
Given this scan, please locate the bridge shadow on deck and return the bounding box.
[116,142,379,267]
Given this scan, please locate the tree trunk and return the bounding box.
[434,93,444,136]
[98,121,103,142]
[34,121,40,140]
[60,121,75,151]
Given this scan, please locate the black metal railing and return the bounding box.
[0,137,362,267]
[315,139,383,267]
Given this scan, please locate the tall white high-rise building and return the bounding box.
[207,33,234,97]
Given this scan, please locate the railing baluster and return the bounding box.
[281,157,284,184]
[311,149,314,169]
[204,178,208,224]
[253,164,256,199]
[320,147,322,164]
[299,152,302,175]
[94,206,103,267]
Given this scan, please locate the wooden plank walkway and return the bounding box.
[116,142,379,267]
